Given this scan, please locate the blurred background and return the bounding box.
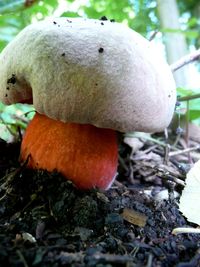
[0,0,199,141]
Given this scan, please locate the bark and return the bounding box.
[156,0,189,87]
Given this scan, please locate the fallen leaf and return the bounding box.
[121,208,147,227]
[179,159,200,225]
[22,232,37,243]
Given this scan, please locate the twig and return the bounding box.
[166,175,185,187]
[146,253,153,267]
[149,30,159,41]
[59,251,133,264]
[170,48,200,72]
[178,94,200,102]
[185,101,193,163]
[25,0,38,7]
[118,156,129,172]
[164,144,170,165]
[172,227,200,235]
[16,250,29,267]
[169,145,200,157]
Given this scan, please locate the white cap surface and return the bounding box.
[0,17,176,132]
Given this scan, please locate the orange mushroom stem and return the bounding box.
[20,112,118,190]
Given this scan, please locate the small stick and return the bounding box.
[169,145,200,157]
[16,250,29,267]
[170,48,200,72]
[25,0,38,7]
[172,227,200,235]
[185,101,193,164]
[164,144,170,165]
[167,176,185,187]
[178,94,200,102]
[146,253,154,267]
[93,252,133,264]
[149,30,158,41]
[118,156,129,172]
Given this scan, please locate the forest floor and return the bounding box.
[0,128,200,267]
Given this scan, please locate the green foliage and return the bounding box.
[0,0,199,50]
[177,0,200,47]
[177,87,200,124]
[0,0,28,14]
[0,103,34,142]
[80,0,133,23]
[0,0,58,51]
[61,0,158,37]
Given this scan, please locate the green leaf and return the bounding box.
[189,99,200,110]
[177,87,199,97]
[189,110,200,121]
[61,11,80,18]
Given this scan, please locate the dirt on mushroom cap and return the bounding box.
[0,17,176,133]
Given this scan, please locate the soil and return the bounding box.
[0,132,200,267]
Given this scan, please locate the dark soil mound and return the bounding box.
[0,137,200,267]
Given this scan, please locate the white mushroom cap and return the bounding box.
[0,17,176,132]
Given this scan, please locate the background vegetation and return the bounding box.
[0,0,199,141]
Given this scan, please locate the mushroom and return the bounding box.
[0,17,176,190]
